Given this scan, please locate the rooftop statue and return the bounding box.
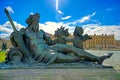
[0,8,113,68]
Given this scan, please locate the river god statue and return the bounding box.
[0,8,113,68]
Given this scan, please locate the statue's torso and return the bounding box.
[25,29,49,55]
[73,36,84,49]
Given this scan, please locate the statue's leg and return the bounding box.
[12,33,35,62]
[35,49,79,64]
[55,53,80,63]
[53,44,113,64]
[53,44,99,61]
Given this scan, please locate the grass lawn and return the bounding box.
[0,51,6,62]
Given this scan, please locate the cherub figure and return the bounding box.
[72,26,91,49]
[54,26,69,44]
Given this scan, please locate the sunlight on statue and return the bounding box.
[0,8,113,68]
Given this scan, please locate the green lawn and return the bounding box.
[0,51,6,62]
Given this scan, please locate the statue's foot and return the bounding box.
[97,53,113,65]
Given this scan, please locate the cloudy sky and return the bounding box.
[0,0,120,40]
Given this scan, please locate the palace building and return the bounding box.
[0,34,119,50]
[83,34,115,49]
[115,40,120,48]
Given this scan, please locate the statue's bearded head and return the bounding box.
[26,13,40,32]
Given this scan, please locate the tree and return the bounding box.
[2,42,7,50]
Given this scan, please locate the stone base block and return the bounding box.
[0,68,119,80]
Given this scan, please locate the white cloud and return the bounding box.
[1,20,120,40]
[65,12,96,25]
[83,24,120,40]
[30,12,34,15]
[39,21,75,35]
[57,10,64,14]
[61,16,72,20]
[39,21,63,34]
[0,21,13,33]
[39,22,120,40]
[40,21,120,40]
[13,21,25,30]
[0,21,25,39]
[6,6,14,13]
[0,34,10,40]
[78,12,96,23]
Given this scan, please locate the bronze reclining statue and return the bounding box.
[4,8,113,66]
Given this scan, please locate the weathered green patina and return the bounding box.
[0,8,113,68]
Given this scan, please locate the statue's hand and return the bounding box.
[36,51,57,65]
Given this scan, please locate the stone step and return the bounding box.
[0,68,119,80]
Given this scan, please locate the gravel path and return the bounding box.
[86,50,120,71]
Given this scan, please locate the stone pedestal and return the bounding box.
[0,68,119,80]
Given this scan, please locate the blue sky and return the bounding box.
[0,0,120,40]
[0,0,120,25]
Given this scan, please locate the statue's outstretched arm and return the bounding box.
[41,30,55,45]
[62,36,73,42]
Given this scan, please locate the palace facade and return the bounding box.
[83,34,115,49]
[0,34,120,50]
[115,40,120,48]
